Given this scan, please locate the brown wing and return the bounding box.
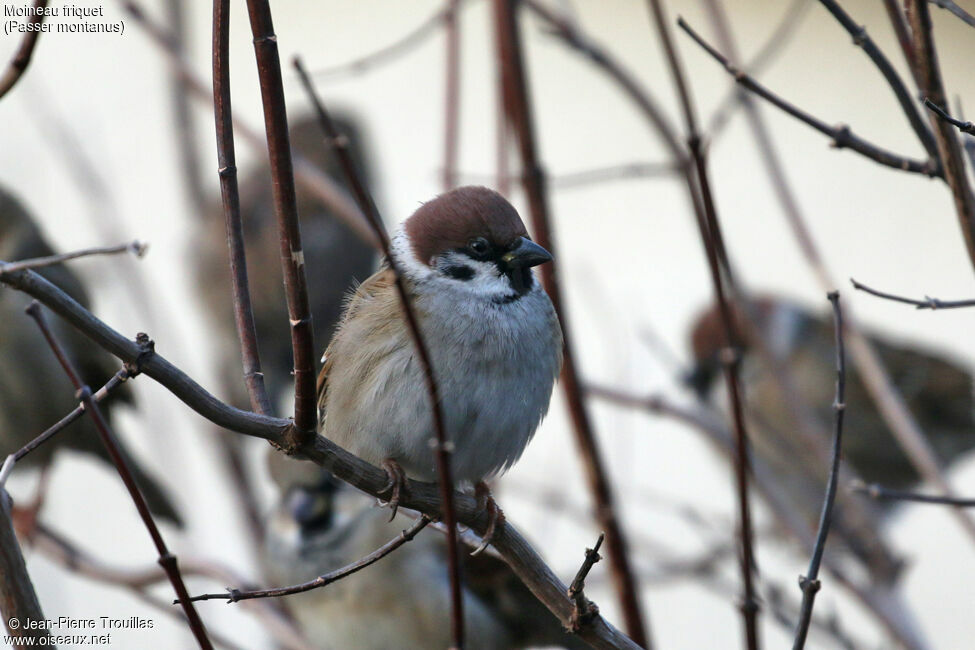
[316,267,397,417]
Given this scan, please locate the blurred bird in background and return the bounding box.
[0,186,182,526]
[262,453,587,650]
[687,295,975,582]
[196,113,377,410]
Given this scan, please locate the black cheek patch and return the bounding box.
[443,264,475,281]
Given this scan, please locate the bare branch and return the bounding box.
[817,0,940,164]
[0,0,49,100]
[293,54,467,649]
[242,0,317,446]
[677,18,939,177]
[793,292,847,650]
[929,0,975,27]
[25,303,213,650]
[494,1,650,645]
[186,516,433,603]
[646,2,759,646]
[567,533,604,633]
[851,277,975,309]
[906,0,975,275]
[853,481,975,507]
[211,0,272,416]
[924,97,975,136]
[0,490,49,644]
[0,241,146,274]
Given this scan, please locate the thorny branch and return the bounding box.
[677,18,938,177]
[293,56,466,649]
[0,0,49,100]
[24,303,213,650]
[851,278,975,309]
[186,516,433,603]
[493,1,650,646]
[793,292,846,650]
[0,267,639,650]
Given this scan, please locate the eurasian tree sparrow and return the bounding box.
[263,455,586,649]
[0,186,181,526]
[688,295,974,582]
[317,186,563,507]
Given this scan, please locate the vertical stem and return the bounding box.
[292,59,465,649]
[643,1,760,647]
[491,2,650,646]
[443,0,462,190]
[242,0,317,445]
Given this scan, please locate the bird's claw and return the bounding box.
[380,459,409,522]
[471,481,505,556]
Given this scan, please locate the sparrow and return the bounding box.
[316,186,563,516]
[263,454,587,650]
[0,186,182,526]
[196,113,377,408]
[687,295,975,582]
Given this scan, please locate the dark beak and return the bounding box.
[501,237,553,268]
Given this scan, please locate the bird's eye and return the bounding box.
[468,237,489,256]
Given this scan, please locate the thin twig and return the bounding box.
[929,0,975,27]
[817,0,940,164]
[25,303,213,650]
[292,57,466,650]
[242,0,317,447]
[211,0,272,416]
[906,0,975,275]
[851,278,975,309]
[0,0,49,100]
[567,533,604,633]
[923,97,975,136]
[0,489,50,644]
[186,516,432,603]
[0,241,146,274]
[793,292,847,650]
[493,2,650,646]
[677,18,939,177]
[443,0,461,190]
[646,2,759,646]
[852,481,975,507]
[0,265,640,650]
[310,1,469,81]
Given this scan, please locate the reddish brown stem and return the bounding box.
[25,303,213,650]
[242,0,317,446]
[0,0,49,100]
[292,58,466,649]
[492,2,650,646]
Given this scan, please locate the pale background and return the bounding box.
[1,0,975,648]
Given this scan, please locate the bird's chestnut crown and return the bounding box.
[402,186,552,297]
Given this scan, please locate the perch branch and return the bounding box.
[0,0,49,100]
[294,56,466,649]
[493,1,650,645]
[186,516,432,603]
[25,303,213,650]
[793,292,847,649]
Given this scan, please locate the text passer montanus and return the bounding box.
[317,186,563,539]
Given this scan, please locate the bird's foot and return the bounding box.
[471,481,505,556]
[380,459,410,521]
